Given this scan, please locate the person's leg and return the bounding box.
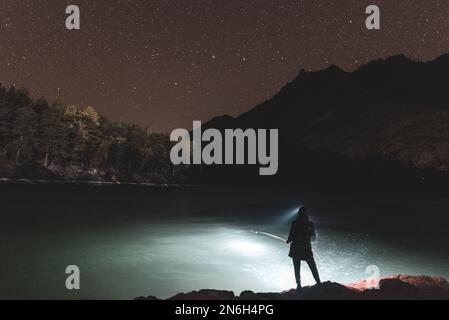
[292,259,302,290]
[306,256,321,284]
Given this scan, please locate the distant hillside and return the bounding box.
[0,85,187,184]
[197,54,449,191]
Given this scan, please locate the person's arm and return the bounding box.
[310,222,317,242]
[287,223,293,244]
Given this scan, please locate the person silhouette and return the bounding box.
[286,207,321,292]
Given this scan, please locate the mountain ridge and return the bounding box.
[198,53,449,188]
[210,53,449,128]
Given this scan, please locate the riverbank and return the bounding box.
[0,177,190,188]
[0,160,187,186]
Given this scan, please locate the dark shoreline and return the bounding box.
[0,177,196,188]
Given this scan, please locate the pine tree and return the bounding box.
[39,102,66,167]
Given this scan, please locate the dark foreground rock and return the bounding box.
[135,275,449,300]
[167,290,236,301]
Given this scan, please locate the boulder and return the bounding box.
[168,289,235,301]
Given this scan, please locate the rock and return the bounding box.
[168,289,236,300]
[63,165,102,181]
[348,275,449,300]
[300,282,359,300]
[135,295,160,301]
[238,290,300,300]
[239,282,359,300]
[354,277,422,300]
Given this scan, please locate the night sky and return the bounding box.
[1,0,449,132]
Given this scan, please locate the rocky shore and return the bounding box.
[136,275,449,300]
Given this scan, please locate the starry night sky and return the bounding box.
[1,0,449,131]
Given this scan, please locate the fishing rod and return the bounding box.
[251,230,323,263]
[253,231,287,242]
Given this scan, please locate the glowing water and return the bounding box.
[0,185,448,299]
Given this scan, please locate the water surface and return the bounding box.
[0,184,448,299]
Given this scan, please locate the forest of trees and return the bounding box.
[0,84,187,183]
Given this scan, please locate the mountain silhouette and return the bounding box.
[197,54,449,191]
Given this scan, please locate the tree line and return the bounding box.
[0,84,185,183]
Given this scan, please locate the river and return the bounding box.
[0,184,448,299]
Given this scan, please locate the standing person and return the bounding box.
[287,207,321,292]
